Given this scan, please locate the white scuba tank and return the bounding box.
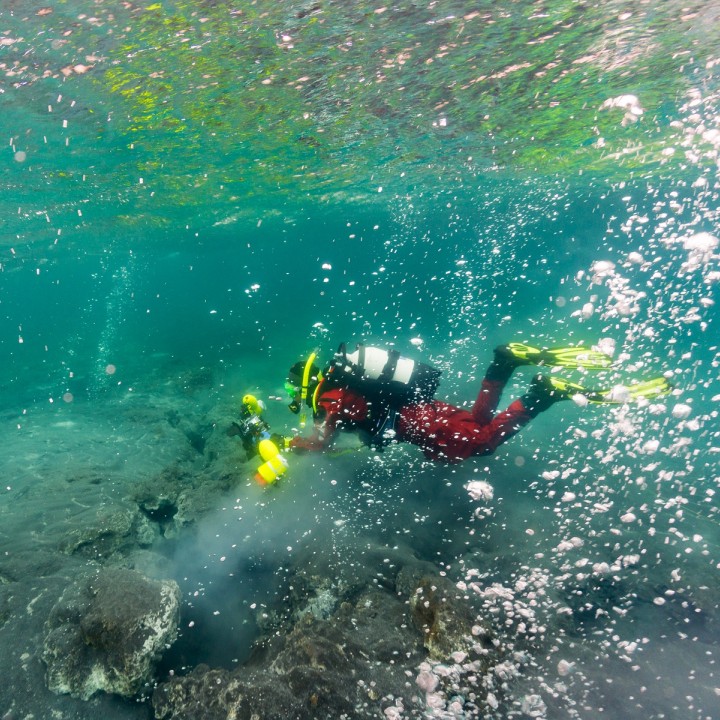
[344,346,416,385]
[331,343,441,405]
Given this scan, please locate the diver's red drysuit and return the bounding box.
[289,374,533,463]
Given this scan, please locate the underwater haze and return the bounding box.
[2,1,720,719]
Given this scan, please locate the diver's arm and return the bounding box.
[288,408,340,452]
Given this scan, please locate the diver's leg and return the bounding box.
[472,374,569,455]
[472,399,532,455]
[471,346,518,425]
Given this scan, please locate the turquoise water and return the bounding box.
[2,1,719,718]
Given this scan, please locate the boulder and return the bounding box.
[42,567,180,700]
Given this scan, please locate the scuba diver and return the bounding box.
[278,343,672,464]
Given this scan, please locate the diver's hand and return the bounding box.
[270,433,291,450]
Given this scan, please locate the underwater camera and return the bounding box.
[233,394,271,457]
[232,394,288,485]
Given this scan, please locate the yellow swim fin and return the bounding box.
[504,342,614,370]
[548,375,673,404]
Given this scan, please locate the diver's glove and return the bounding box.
[282,436,309,455]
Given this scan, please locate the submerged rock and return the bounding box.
[59,506,157,559]
[152,551,507,720]
[397,565,479,660]
[131,463,237,538]
[42,567,181,700]
[0,583,14,630]
[153,587,425,720]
